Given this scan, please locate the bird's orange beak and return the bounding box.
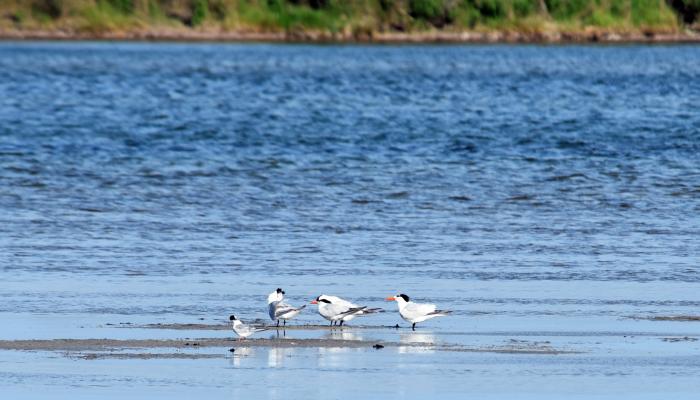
[310,300,318,304]
[385,296,396,301]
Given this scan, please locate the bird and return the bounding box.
[386,294,451,330]
[229,315,266,340]
[268,288,306,327]
[311,295,382,326]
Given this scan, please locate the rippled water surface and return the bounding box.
[0,42,699,399]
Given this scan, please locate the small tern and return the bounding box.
[229,315,266,340]
[311,295,382,326]
[386,294,451,330]
[268,288,306,327]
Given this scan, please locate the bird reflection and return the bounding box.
[323,329,364,341]
[272,328,287,339]
[398,331,436,354]
[318,329,364,357]
[267,347,293,368]
[229,346,255,367]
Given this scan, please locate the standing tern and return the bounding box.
[268,288,306,327]
[386,294,451,330]
[229,315,266,340]
[311,295,382,326]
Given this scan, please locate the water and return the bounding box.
[0,42,699,399]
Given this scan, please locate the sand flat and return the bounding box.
[0,337,573,354]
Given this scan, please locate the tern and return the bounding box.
[268,288,306,327]
[386,294,451,330]
[229,315,266,340]
[311,295,382,326]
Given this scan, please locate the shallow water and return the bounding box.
[0,42,699,398]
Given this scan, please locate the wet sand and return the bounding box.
[78,352,226,360]
[0,320,579,355]
[648,316,700,322]
[626,315,700,322]
[0,337,381,351]
[2,317,698,399]
[0,336,572,354]
[2,317,683,358]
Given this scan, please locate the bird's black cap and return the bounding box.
[229,315,236,321]
[276,288,285,294]
[398,294,410,302]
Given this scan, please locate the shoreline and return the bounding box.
[2,29,700,44]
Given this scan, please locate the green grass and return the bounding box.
[191,0,208,26]
[0,0,695,35]
[78,1,142,32]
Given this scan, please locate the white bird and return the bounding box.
[229,315,266,340]
[311,295,382,327]
[268,288,306,327]
[386,294,451,330]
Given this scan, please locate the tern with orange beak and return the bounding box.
[386,294,451,330]
[311,295,382,327]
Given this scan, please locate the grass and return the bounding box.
[78,1,144,33]
[0,0,696,36]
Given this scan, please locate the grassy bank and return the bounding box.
[1,0,699,41]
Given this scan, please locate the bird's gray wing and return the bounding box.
[240,324,267,334]
[275,303,306,318]
[269,302,279,320]
[325,303,350,318]
[338,306,367,317]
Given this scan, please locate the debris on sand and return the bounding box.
[662,337,698,343]
[650,316,700,322]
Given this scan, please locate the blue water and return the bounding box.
[1,42,699,399]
